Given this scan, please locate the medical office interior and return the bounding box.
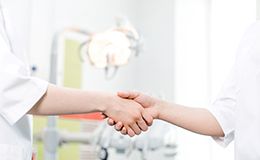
[28,0,258,160]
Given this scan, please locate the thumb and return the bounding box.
[117,91,130,98]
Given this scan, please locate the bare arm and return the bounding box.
[112,92,224,137]
[28,85,149,136]
[158,101,224,137]
[29,84,110,115]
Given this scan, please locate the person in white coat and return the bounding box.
[0,1,152,159]
[108,21,260,160]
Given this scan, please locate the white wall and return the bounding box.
[257,0,260,20]
[29,0,55,80]
[132,0,175,101]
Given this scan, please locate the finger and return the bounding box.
[107,118,116,126]
[137,119,148,131]
[127,127,135,137]
[100,113,108,119]
[117,91,140,99]
[142,111,153,126]
[114,122,123,131]
[117,91,130,98]
[130,123,142,135]
[127,91,140,99]
[120,127,127,135]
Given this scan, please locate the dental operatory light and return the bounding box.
[87,30,131,68]
[52,17,141,79]
[80,17,142,79]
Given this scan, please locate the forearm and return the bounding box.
[28,84,108,115]
[158,101,224,137]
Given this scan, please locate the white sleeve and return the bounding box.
[207,67,238,147]
[0,35,48,125]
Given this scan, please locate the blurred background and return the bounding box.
[28,0,257,160]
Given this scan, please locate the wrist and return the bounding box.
[98,104,107,113]
[156,100,169,120]
[95,92,114,113]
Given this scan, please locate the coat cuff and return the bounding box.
[207,107,235,147]
[0,77,48,125]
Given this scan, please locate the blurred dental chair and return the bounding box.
[35,119,178,160]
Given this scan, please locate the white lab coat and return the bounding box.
[209,21,260,160]
[0,0,48,160]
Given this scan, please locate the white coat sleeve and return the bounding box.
[207,67,237,147]
[0,35,48,125]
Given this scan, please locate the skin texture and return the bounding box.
[108,91,224,137]
[28,84,149,136]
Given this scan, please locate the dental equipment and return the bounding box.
[35,120,178,160]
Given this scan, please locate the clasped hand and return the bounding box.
[102,91,160,137]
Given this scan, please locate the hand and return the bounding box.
[106,91,161,136]
[102,94,149,137]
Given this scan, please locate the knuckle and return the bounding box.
[133,115,141,121]
[128,119,136,125]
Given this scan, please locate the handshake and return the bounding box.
[101,91,163,137]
